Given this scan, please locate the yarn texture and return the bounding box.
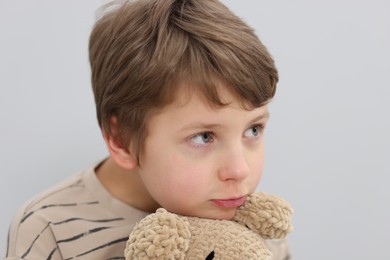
[125,192,293,260]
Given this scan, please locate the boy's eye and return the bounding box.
[243,125,261,138]
[190,132,213,145]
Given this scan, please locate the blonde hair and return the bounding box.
[89,0,278,162]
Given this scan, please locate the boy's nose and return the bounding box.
[217,148,250,182]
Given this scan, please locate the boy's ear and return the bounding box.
[102,117,137,170]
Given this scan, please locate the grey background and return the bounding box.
[1,0,389,259]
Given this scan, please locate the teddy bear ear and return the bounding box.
[233,192,293,239]
[124,208,191,260]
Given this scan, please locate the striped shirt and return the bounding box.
[5,164,291,260]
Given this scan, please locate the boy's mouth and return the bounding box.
[211,196,246,209]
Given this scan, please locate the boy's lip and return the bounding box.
[211,196,247,209]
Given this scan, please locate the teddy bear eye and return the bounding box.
[205,251,214,260]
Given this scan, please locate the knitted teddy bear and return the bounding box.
[125,192,293,260]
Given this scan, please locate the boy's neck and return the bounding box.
[95,157,160,213]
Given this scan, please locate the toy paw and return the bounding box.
[125,208,191,259]
[234,192,293,239]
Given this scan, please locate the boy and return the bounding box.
[5,0,290,259]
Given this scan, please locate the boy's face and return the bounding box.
[137,85,269,220]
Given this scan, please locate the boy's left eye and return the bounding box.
[189,132,213,146]
[243,125,261,138]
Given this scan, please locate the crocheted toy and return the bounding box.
[125,192,293,260]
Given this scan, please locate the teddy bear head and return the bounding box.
[125,192,293,260]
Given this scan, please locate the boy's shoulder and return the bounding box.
[15,165,96,223]
[22,168,88,213]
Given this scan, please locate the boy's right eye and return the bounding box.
[189,132,214,146]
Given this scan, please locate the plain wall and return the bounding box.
[1,1,389,259]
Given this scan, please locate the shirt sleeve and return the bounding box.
[5,205,62,260]
[265,238,291,260]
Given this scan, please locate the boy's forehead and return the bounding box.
[170,81,253,109]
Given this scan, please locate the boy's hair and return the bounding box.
[89,0,278,163]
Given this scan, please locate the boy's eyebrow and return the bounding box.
[179,111,270,132]
[179,123,222,132]
[249,112,270,125]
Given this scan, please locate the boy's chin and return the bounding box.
[197,208,237,220]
